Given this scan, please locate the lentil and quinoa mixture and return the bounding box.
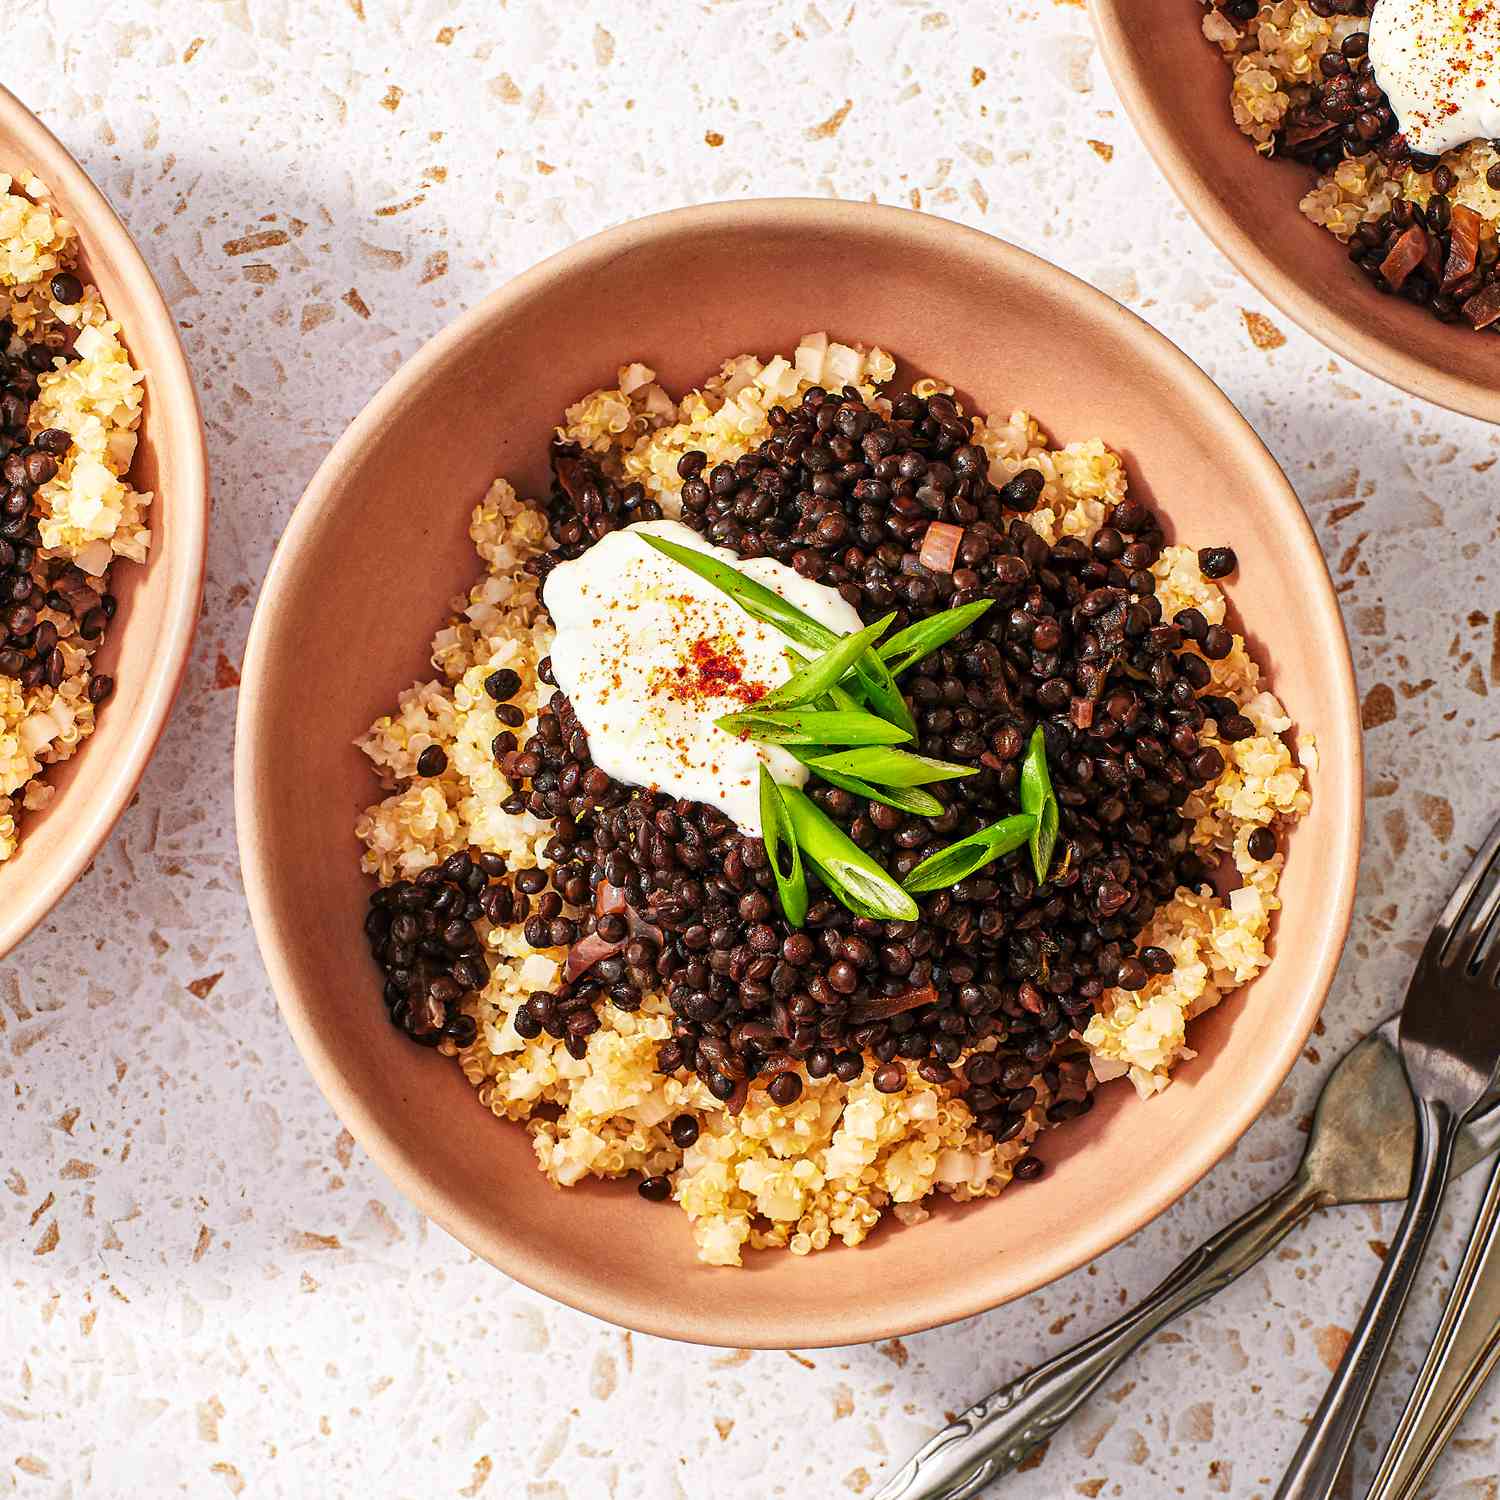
[356,334,1310,1267]
[0,172,149,862]
[1201,0,1500,329]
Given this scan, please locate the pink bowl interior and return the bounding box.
[237,201,1362,1347]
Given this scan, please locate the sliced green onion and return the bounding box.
[801,745,978,788]
[900,813,1037,894]
[850,644,916,737]
[716,708,911,746]
[757,614,895,710]
[1020,724,1060,884]
[759,764,807,927]
[639,531,915,736]
[788,749,945,817]
[789,649,864,714]
[879,599,996,678]
[778,786,917,922]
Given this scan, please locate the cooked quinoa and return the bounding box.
[0,172,150,862]
[1201,1,1500,328]
[356,335,1309,1267]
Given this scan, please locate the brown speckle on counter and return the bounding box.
[1241,309,1287,350]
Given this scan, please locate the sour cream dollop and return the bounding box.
[543,519,864,836]
[1369,0,1500,156]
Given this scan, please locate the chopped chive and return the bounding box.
[1020,724,1060,883]
[759,764,807,927]
[758,614,895,710]
[801,745,978,788]
[716,708,911,746]
[900,813,1037,894]
[879,599,996,678]
[778,786,917,923]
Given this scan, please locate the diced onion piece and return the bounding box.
[1443,206,1482,291]
[563,930,626,983]
[1463,282,1500,330]
[73,538,113,577]
[845,984,939,1025]
[19,710,62,754]
[918,522,964,574]
[1379,225,1428,291]
[616,361,656,396]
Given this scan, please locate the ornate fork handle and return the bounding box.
[873,1172,1321,1500]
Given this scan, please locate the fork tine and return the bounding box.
[1483,937,1500,991]
[1429,815,1500,969]
[1464,868,1500,976]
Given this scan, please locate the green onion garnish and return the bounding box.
[787,749,945,817]
[639,531,915,736]
[801,745,977,788]
[716,707,911,747]
[1020,724,1060,883]
[787,649,864,714]
[778,786,917,922]
[900,813,1037,894]
[757,614,895,710]
[878,599,996,678]
[758,764,807,927]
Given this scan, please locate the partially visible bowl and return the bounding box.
[236,200,1362,1348]
[0,86,208,957]
[1091,0,1500,424]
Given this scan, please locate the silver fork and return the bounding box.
[1274,815,1500,1500]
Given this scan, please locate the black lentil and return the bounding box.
[1198,546,1237,580]
[1248,826,1278,861]
[485,667,521,700]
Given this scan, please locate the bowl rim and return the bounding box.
[0,83,209,958]
[236,197,1363,1347]
[1088,0,1500,426]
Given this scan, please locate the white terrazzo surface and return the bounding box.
[4,1,1500,1496]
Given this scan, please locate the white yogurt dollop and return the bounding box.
[542,519,864,837]
[1369,0,1500,156]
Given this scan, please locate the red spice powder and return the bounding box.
[656,634,767,708]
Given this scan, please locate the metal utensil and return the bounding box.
[872,1018,1500,1500]
[1364,1147,1500,1498]
[1274,815,1500,1500]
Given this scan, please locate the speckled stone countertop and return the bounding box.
[4,2,1499,1496]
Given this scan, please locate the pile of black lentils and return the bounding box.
[365,379,1270,1170]
[0,281,117,702]
[1211,2,1500,331]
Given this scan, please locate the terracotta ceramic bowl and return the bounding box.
[1091,1,1500,424]
[237,200,1362,1348]
[0,87,207,958]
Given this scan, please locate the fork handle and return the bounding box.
[870,1170,1322,1500]
[1364,1149,1500,1500]
[1273,1096,1462,1500]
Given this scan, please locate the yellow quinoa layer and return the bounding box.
[1201,2,1500,252]
[356,335,1308,1266]
[0,173,150,863]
